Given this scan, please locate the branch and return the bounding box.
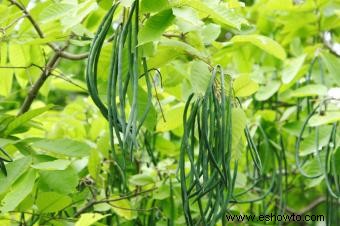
[297,196,327,215]
[51,73,88,92]
[18,53,60,115]
[281,197,327,216]
[6,0,90,113]
[8,0,89,60]
[74,187,156,217]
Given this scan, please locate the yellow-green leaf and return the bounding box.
[75,213,108,226]
[138,9,175,45]
[110,196,135,220]
[290,84,327,98]
[309,112,340,127]
[157,105,185,132]
[231,35,286,60]
[282,54,306,84]
[233,74,259,97]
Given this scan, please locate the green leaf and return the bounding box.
[155,136,179,157]
[159,39,207,59]
[9,44,29,87]
[129,174,155,186]
[201,23,221,44]
[88,149,100,181]
[141,0,169,13]
[255,80,281,101]
[232,108,247,151]
[75,213,108,226]
[36,192,72,213]
[109,197,135,220]
[233,74,259,97]
[39,167,79,194]
[257,110,276,122]
[190,60,211,95]
[153,184,170,200]
[180,0,247,30]
[306,176,324,189]
[39,3,75,23]
[299,126,332,156]
[173,7,203,32]
[0,157,31,194]
[290,84,327,97]
[282,54,306,84]
[138,9,175,45]
[308,112,340,127]
[52,78,87,92]
[0,169,35,213]
[157,104,185,132]
[321,52,340,85]
[32,138,91,157]
[60,1,98,31]
[134,85,157,130]
[31,159,71,171]
[302,152,325,177]
[231,35,286,60]
[0,70,13,97]
[0,43,13,97]
[4,105,52,136]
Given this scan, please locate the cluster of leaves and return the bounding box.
[0,0,339,225]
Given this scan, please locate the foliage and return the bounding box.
[0,0,339,225]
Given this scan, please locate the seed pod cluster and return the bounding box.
[179,66,287,225]
[86,1,152,172]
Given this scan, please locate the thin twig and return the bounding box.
[50,73,88,92]
[6,0,90,113]
[18,52,60,115]
[151,70,166,122]
[0,15,26,34]
[74,187,156,217]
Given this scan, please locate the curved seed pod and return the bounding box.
[324,123,339,198]
[86,3,119,120]
[295,100,330,178]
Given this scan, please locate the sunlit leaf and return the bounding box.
[190,60,210,95]
[75,213,108,226]
[110,196,135,220]
[32,138,91,157]
[31,159,71,170]
[4,105,52,136]
[138,9,175,45]
[179,0,247,30]
[282,54,306,84]
[36,192,72,213]
[129,173,155,186]
[255,80,281,101]
[231,35,286,60]
[141,0,169,13]
[0,157,31,194]
[0,169,35,213]
[290,84,327,97]
[38,167,79,194]
[157,105,185,132]
[309,112,340,127]
[233,74,259,97]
